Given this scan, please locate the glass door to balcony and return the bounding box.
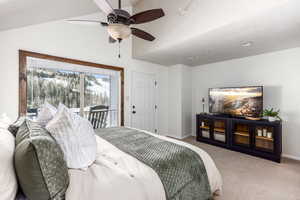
[26,56,121,127]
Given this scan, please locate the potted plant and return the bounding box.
[262,108,281,122]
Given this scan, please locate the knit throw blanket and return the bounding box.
[96,127,212,200]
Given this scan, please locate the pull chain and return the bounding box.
[118,39,121,58]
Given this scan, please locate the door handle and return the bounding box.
[132,111,136,114]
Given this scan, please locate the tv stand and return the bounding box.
[196,114,282,163]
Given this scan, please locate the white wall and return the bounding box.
[168,65,182,138]
[0,12,169,135]
[181,65,192,137]
[192,47,300,160]
[168,64,192,139]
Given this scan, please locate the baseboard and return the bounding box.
[282,154,300,161]
[165,133,192,140]
[181,133,192,139]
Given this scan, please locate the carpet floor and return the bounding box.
[183,137,300,200]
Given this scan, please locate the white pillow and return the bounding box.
[0,113,12,130]
[36,102,57,127]
[46,104,97,169]
[0,128,18,200]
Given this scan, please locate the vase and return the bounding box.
[268,117,277,122]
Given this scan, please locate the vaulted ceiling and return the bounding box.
[133,0,300,66]
[0,0,140,31]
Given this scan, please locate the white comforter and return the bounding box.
[66,129,222,200]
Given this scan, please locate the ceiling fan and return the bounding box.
[68,0,165,43]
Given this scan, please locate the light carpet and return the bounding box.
[183,137,300,200]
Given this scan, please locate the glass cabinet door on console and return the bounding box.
[232,122,251,148]
[213,120,226,143]
[199,119,212,139]
[254,126,275,153]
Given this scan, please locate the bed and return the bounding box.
[66,127,222,200]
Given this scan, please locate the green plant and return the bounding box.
[263,108,281,120]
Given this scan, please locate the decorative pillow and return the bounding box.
[0,127,18,200]
[0,113,12,130]
[14,119,69,200]
[36,102,57,127]
[46,104,97,169]
[8,116,26,136]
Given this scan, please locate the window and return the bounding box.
[27,68,81,110]
[19,50,124,127]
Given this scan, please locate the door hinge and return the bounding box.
[155,81,157,86]
[155,129,158,133]
[155,105,158,109]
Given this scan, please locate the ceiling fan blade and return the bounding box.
[67,20,108,26]
[94,0,115,15]
[100,22,109,26]
[131,28,155,41]
[130,9,165,24]
[109,36,117,43]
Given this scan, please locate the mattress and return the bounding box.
[66,128,222,200]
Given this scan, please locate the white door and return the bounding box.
[131,71,156,133]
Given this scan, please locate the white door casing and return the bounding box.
[131,71,157,133]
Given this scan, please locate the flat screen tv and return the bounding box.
[209,86,263,117]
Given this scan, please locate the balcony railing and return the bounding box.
[27,108,119,128]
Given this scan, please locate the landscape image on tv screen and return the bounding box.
[209,87,263,117]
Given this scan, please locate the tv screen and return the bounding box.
[209,86,263,117]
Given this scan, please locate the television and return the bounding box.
[209,86,263,117]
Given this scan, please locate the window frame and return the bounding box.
[19,50,125,126]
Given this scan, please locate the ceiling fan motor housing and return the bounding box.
[108,9,132,25]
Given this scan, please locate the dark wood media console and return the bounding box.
[196,114,282,163]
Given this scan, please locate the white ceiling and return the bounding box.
[0,0,140,31]
[1,0,300,67]
[133,0,300,66]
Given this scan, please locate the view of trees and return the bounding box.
[27,68,110,110]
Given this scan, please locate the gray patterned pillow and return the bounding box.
[8,116,26,136]
[14,119,69,200]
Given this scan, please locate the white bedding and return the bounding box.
[66,129,222,200]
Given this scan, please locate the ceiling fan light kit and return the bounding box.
[107,24,131,40]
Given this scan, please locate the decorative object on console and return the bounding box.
[245,116,261,121]
[263,129,267,137]
[201,97,206,113]
[267,132,273,139]
[263,108,281,122]
[257,129,262,137]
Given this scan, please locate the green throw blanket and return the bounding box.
[96,127,212,200]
